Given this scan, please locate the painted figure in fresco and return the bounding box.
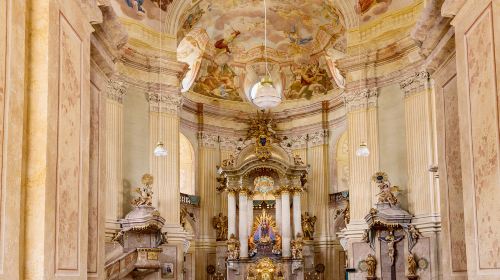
[181,6,205,33]
[357,0,375,13]
[125,0,146,14]
[192,63,241,101]
[287,62,333,100]
[214,29,241,53]
[286,25,313,46]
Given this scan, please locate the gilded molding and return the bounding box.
[106,78,127,103]
[399,71,431,97]
[343,88,378,112]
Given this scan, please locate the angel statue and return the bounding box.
[372,172,400,206]
[131,174,154,207]
[227,234,240,260]
[291,233,304,259]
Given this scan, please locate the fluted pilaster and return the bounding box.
[400,72,439,219]
[148,88,182,225]
[105,79,126,228]
[344,88,379,222]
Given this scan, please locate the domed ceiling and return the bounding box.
[177,0,347,105]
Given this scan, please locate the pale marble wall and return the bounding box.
[453,0,500,277]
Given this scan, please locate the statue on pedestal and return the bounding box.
[131,174,154,207]
[212,213,228,241]
[301,212,317,240]
[372,172,400,206]
[227,233,240,260]
[365,254,377,279]
[407,253,418,278]
[291,233,304,259]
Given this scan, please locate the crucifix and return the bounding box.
[379,230,404,280]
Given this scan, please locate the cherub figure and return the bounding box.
[372,172,399,206]
[131,174,154,207]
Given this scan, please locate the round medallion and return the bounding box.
[315,263,325,273]
[358,260,368,272]
[206,264,216,274]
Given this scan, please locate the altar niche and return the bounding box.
[249,210,281,258]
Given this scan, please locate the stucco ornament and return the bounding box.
[301,212,317,240]
[227,233,240,260]
[212,213,228,241]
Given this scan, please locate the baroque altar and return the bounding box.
[216,112,309,280]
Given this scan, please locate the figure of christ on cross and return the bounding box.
[379,230,404,280]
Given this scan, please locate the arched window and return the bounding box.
[180,133,195,195]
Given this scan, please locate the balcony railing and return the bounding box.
[180,193,200,206]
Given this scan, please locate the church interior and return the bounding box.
[2,0,500,279]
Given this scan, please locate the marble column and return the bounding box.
[227,190,237,238]
[292,187,303,238]
[274,190,282,234]
[247,191,254,234]
[281,188,292,258]
[400,72,440,224]
[239,189,249,258]
[105,78,126,236]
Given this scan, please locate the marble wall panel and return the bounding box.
[412,237,431,280]
[442,76,467,272]
[434,54,468,279]
[56,14,84,271]
[464,4,500,269]
[454,0,500,277]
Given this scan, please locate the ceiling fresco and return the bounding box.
[355,0,414,23]
[112,0,173,31]
[178,0,346,103]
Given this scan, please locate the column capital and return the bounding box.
[290,186,303,195]
[106,78,127,103]
[308,129,329,147]
[279,186,291,194]
[343,88,378,112]
[238,187,251,195]
[147,83,183,114]
[400,71,431,97]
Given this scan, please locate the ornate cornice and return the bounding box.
[106,78,127,103]
[399,71,431,97]
[343,88,378,112]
